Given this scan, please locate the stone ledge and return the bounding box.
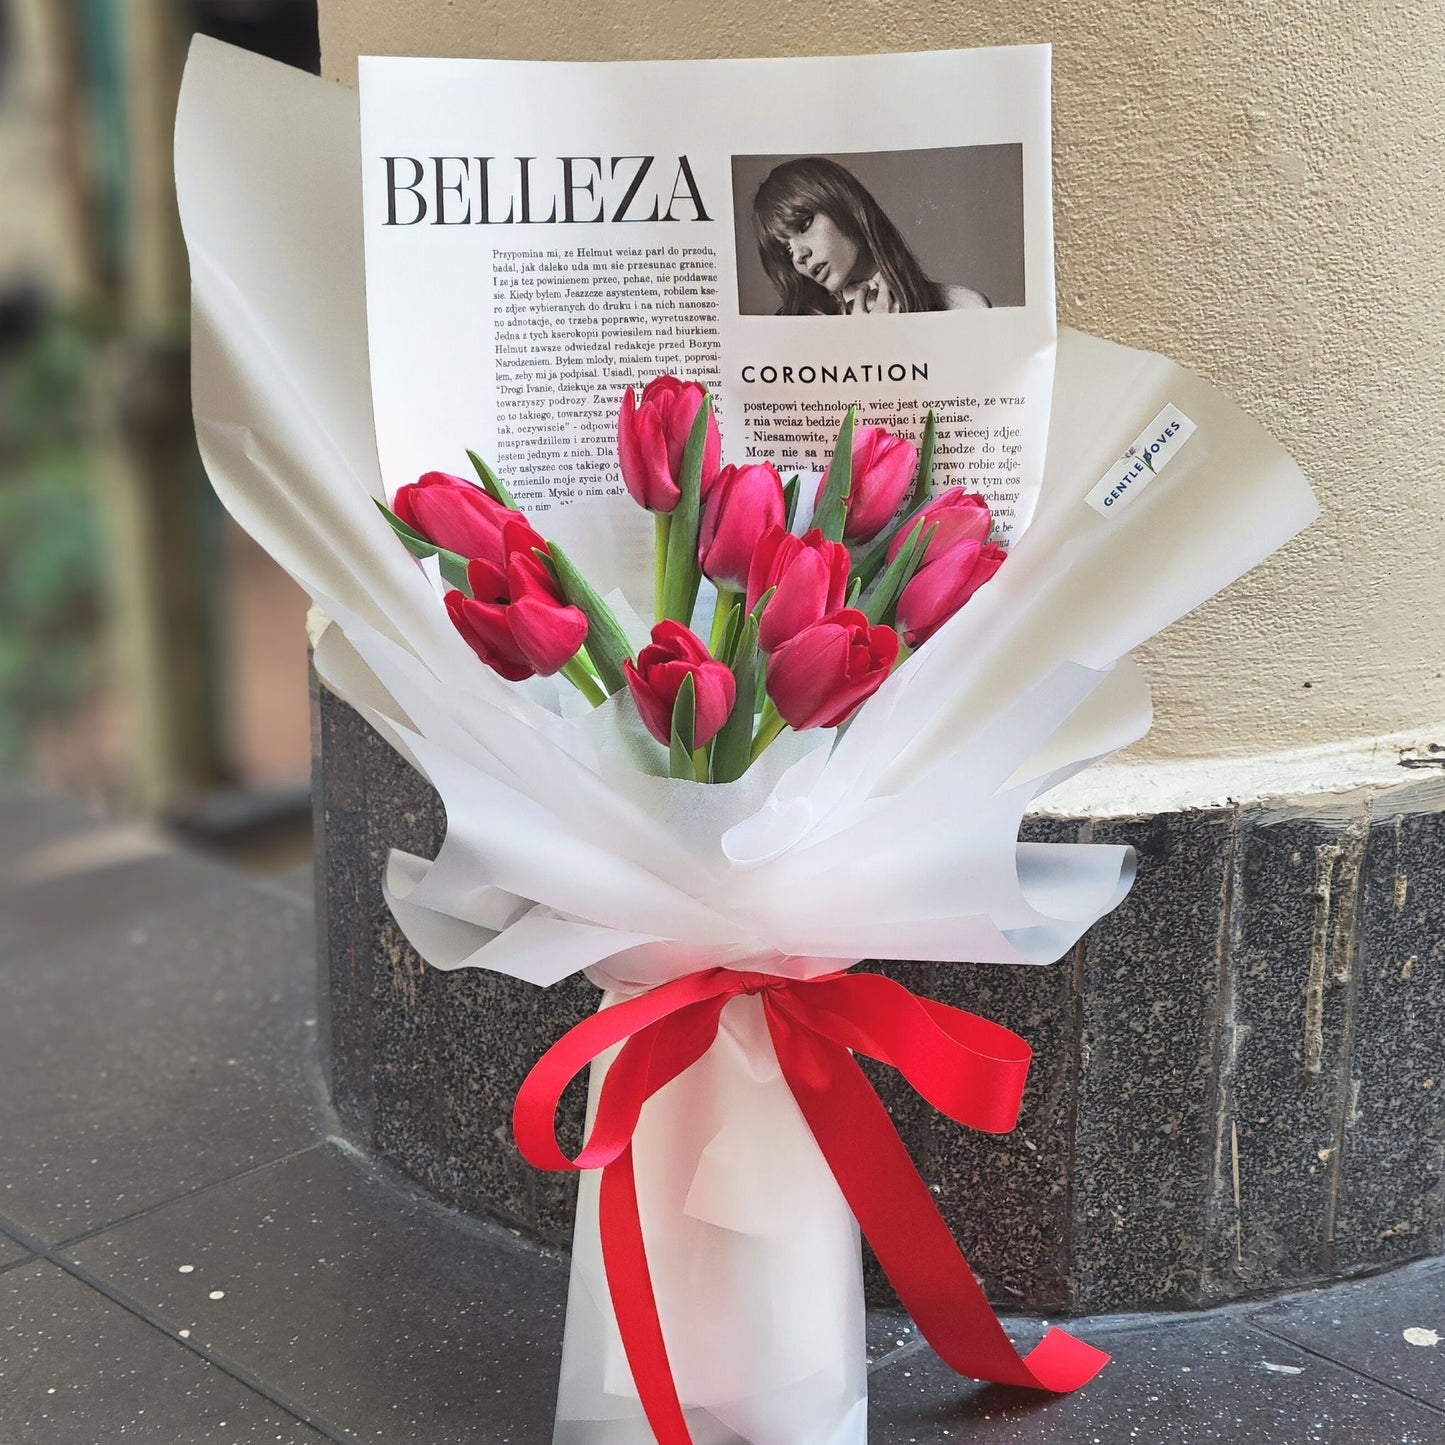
[315,685,1445,1314]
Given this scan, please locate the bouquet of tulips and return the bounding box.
[177,37,1319,1445]
[378,376,1006,787]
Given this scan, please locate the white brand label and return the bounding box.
[1084,404,1196,517]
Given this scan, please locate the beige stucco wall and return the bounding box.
[319,0,1445,773]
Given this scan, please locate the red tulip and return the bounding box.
[887,489,993,563]
[745,526,851,653]
[815,425,918,544]
[624,620,736,749]
[698,462,786,592]
[393,472,521,565]
[618,376,722,513]
[445,521,588,680]
[895,542,1007,648]
[766,609,899,731]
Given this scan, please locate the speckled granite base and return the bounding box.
[314,684,1445,1314]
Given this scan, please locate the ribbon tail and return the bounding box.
[599,1143,696,1445]
[770,1013,1109,1394]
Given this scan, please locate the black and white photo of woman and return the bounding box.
[751,156,991,316]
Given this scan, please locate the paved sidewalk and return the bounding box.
[2,789,1444,1443]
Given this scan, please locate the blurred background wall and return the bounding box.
[0,0,318,853]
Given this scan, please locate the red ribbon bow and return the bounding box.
[514,967,1108,1442]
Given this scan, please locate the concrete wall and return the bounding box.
[318,1,1445,781]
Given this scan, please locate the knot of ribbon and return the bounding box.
[513,967,1108,1443]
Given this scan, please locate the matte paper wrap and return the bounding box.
[176,38,1317,1444]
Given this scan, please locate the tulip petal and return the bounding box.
[508,596,589,676]
[767,621,850,730]
[635,405,678,512]
[699,462,785,593]
[445,591,534,681]
[896,540,995,647]
[760,549,828,653]
[618,387,644,505]
[624,659,673,745]
[691,662,737,750]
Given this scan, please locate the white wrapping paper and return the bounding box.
[176,38,1318,1445]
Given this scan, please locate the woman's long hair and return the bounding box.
[751,157,945,316]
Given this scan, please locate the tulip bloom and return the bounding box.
[895,542,1007,648]
[887,489,993,563]
[625,620,736,749]
[745,526,851,654]
[766,609,900,731]
[445,522,588,681]
[618,375,722,513]
[698,462,786,593]
[393,471,520,564]
[816,425,918,544]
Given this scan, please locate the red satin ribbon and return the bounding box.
[514,968,1107,1442]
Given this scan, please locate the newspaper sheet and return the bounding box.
[358,46,1055,546]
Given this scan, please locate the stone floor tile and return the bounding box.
[67,1142,568,1443]
[1251,1258,1445,1411]
[0,790,102,871]
[0,1233,32,1270]
[0,1259,324,1443]
[868,1309,926,1371]
[0,831,252,959]
[868,1312,1445,1442]
[0,880,326,1242]
[1,1215,31,1258]
[265,862,317,909]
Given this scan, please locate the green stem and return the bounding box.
[561,655,607,707]
[708,588,738,656]
[653,512,672,624]
[692,747,709,783]
[749,700,788,763]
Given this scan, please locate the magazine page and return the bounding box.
[358,46,1055,555]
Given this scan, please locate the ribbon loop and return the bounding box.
[513,967,1108,1445]
[513,968,743,1171]
[768,971,1032,1134]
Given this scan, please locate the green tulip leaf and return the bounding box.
[783,473,801,533]
[718,597,744,666]
[661,394,712,625]
[375,499,473,595]
[908,409,937,513]
[669,672,698,779]
[710,613,758,784]
[849,493,929,592]
[435,552,474,595]
[861,520,934,627]
[849,412,938,590]
[467,450,519,510]
[544,540,635,695]
[375,498,429,546]
[811,406,856,543]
